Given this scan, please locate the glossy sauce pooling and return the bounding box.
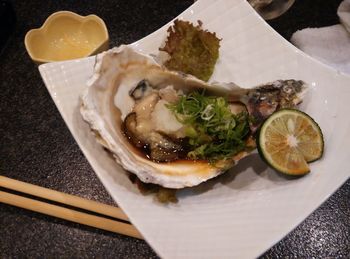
[122,118,191,163]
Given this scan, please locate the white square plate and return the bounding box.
[39,0,350,258]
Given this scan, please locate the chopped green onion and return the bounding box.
[167,91,249,162]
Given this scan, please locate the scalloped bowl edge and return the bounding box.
[25,11,109,64]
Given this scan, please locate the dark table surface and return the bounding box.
[1,0,349,258]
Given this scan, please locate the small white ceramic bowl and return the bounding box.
[25,11,109,64]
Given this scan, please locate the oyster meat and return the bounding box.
[81,45,307,189]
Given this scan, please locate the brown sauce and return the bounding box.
[122,115,193,163]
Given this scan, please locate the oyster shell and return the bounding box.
[81,45,307,189]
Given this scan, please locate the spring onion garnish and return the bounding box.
[167,91,250,162]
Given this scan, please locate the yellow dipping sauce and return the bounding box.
[47,30,99,61]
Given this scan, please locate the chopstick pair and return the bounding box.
[0,176,143,239]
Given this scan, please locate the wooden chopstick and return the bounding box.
[0,190,142,239]
[0,176,128,221]
[0,176,143,239]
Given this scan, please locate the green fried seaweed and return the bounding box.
[160,19,221,82]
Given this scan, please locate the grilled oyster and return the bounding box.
[80,45,307,189]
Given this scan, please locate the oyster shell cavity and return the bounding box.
[80,45,308,189]
[80,45,228,188]
[81,45,235,188]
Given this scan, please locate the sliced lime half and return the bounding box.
[258,109,324,175]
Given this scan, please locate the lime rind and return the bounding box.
[295,110,324,163]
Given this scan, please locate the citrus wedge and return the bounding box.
[258,109,324,175]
